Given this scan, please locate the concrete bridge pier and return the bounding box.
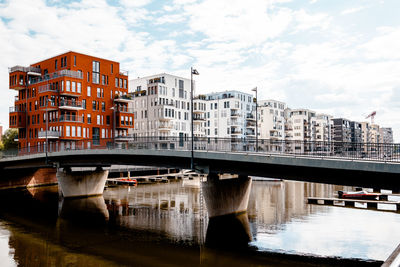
[202,173,252,218]
[56,167,108,198]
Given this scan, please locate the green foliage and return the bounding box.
[1,129,18,151]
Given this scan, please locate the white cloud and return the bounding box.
[341,6,368,15]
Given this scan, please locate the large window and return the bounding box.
[92,127,100,145]
[92,61,100,84]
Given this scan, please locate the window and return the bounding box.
[87,114,91,123]
[82,99,86,109]
[102,75,105,85]
[111,64,113,74]
[106,115,110,125]
[119,78,123,88]
[92,61,100,84]
[77,82,81,93]
[123,79,127,89]
[55,59,58,70]
[115,78,118,87]
[92,101,96,111]
[71,81,76,92]
[87,86,91,97]
[77,126,81,137]
[101,102,105,112]
[72,126,76,137]
[66,126,70,137]
[97,88,101,98]
[101,129,105,138]
[74,56,76,66]
[97,115,101,125]
[66,81,70,91]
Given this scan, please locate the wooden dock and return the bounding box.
[307,197,400,212]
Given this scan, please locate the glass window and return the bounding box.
[66,81,70,91]
[71,81,76,92]
[77,82,81,93]
[87,86,91,97]
[71,126,76,137]
[66,126,70,137]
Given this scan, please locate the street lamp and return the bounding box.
[191,67,199,170]
[110,104,116,148]
[45,98,51,164]
[251,87,258,152]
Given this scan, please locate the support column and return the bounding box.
[56,167,108,198]
[202,173,252,218]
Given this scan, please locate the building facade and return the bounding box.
[204,90,255,139]
[9,51,133,151]
[129,73,193,139]
[258,100,286,140]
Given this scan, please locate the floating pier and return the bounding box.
[307,197,400,212]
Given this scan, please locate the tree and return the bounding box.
[1,129,18,151]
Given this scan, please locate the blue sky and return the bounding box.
[0,0,399,140]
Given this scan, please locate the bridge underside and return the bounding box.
[1,149,400,190]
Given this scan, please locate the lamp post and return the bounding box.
[45,98,51,164]
[252,87,258,152]
[191,67,199,170]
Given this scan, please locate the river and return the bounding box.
[0,177,397,266]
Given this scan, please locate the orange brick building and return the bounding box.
[9,51,134,152]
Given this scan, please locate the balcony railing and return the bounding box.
[29,70,83,85]
[59,100,82,109]
[116,106,134,113]
[9,106,25,113]
[9,66,41,74]
[38,84,59,94]
[59,115,84,123]
[38,131,60,139]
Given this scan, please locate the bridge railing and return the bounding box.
[2,137,399,163]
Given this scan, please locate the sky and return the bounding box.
[0,0,399,141]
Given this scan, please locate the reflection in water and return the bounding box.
[205,212,251,248]
[58,196,109,224]
[0,179,391,266]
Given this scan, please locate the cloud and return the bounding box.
[341,6,368,15]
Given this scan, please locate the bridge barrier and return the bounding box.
[1,137,400,163]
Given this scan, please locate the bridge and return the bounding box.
[1,137,399,218]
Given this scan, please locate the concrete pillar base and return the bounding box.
[202,173,252,218]
[56,168,108,198]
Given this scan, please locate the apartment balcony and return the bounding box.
[29,69,83,86]
[59,115,84,123]
[158,122,173,131]
[246,114,256,121]
[231,129,242,135]
[231,106,240,110]
[9,106,26,128]
[119,70,129,76]
[193,108,205,114]
[59,100,83,110]
[9,66,41,75]
[115,106,134,114]
[9,66,41,90]
[193,116,206,122]
[246,121,256,128]
[38,130,60,139]
[38,84,59,94]
[114,95,132,103]
[231,111,241,117]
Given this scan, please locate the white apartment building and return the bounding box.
[311,114,332,142]
[204,90,255,139]
[288,109,316,142]
[379,127,393,143]
[129,73,193,139]
[258,100,286,140]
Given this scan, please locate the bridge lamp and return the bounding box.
[191,67,199,171]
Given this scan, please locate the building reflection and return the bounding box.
[248,180,354,236]
[103,181,205,244]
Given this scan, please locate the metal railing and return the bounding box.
[29,70,83,85]
[9,66,41,74]
[1,137,400,163]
